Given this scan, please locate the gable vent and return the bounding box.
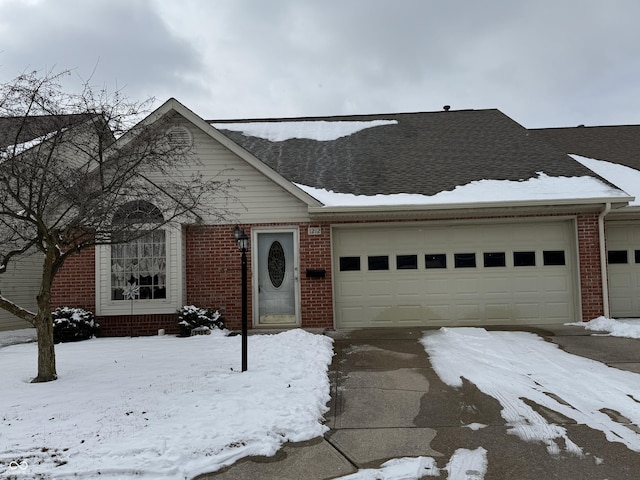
[167,126,193,148]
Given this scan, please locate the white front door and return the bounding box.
[256,230,299,325]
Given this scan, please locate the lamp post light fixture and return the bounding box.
[234,227,249,372]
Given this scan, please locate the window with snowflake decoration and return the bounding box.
[110,201,167,301]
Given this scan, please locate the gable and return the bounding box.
[135,105,316,224]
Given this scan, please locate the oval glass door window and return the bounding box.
[268,241,286,288]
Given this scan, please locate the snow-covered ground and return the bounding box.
[1,318,639,480]
[0,329,333,479]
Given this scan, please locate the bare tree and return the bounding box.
[0,69,234,382]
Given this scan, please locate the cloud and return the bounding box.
[0,0,206,103]
[1,0,640,127]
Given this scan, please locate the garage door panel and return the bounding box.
[517,303,541,319]
[543,275,570,293]
[425,278,450,294]
[334,221,576,327]
[606,223,640,317]
[339,306,366,328]
[513,276,541,293]
[454,278,480,295]
[482,277,511,294]
[544,302,571,319]
[338,280,364,297]
[396,278,423,295]
[367,279,394,296]
[485,304,513,319]
[457,304,481,320]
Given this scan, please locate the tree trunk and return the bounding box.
[31,248,58,383]
[32,310,57,382]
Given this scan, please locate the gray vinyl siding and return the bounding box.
[0,253,41,331]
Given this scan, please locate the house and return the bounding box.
[0,114,97,332]
[532,125,640,318]
[24,100,639,334]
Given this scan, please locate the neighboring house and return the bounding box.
[0,114,99,332]
[533,125,640,318]
[45,99,637,336]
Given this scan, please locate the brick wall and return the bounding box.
[184,224,251,331]
[96,314,178,336]
[51,246,96,313]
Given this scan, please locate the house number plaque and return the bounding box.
[308,226,322,235]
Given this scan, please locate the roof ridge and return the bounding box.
[207,108,498,124]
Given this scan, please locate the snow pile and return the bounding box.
[569,316,640,339]
[421,328,640,455]
[336,448,487,480]
[212,119,398,141]
[295,171,628,207]
[571,155,640,206]
[0,329,333,479]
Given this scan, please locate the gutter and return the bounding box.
[599,202,611,319]
[307,196,633,216]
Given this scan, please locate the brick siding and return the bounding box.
[51,246,96,313]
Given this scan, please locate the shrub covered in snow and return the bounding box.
[52,307,100,343]
[177,305,226,336]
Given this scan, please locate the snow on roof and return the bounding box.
[211,119,398,142]
[0,130,62,163]
[571,154,639,206]
[295,171,629,207]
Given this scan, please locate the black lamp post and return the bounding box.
[234,227,249,372]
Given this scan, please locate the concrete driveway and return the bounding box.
[197,325,640,479]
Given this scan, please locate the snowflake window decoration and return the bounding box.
[123,282,140,300]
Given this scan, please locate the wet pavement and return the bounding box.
[196,325,640,479]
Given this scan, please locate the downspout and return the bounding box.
[598,202,611,319]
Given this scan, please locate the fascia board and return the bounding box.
[307,196,634,216]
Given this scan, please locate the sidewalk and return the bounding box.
[196,325,640,479]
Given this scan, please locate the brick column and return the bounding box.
[577,212,605,321]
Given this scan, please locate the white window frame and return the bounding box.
[96,224,183,316]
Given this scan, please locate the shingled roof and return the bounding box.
[531,125,640,171]
[0,114,96,148]
[211,109,604,197]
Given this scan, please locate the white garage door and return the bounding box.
[333,221,577,328]
[606,222,640,317]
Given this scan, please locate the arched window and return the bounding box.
[110,201,167,301]
[112,200,164,225]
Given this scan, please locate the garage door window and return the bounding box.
[425,254,447,269]
[635,250,640,263]
[484,252,506,267]
[608,250,628,264]
[454,253,476,268]
[397,254,418,269]
[368,256,389,271]
[514,251,536,266]
[543,250,566,266]
[339,256,361,271]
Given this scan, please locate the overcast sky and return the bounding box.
[1,0,639,128]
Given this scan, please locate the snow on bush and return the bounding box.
[177,305,226,336]
[52,307,99,343]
